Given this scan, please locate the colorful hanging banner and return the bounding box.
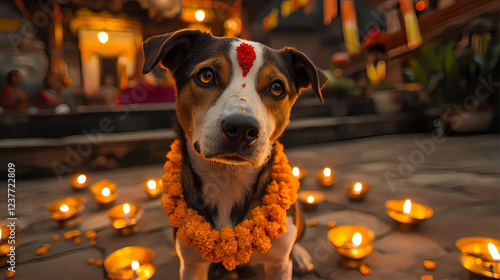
[366,61,386,84]
[263,8,279,32]
[399,0,422,50]
[340,0,360,55]
[323,0,338,26]
[281,0,294,18]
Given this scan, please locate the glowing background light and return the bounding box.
[97,31,108,43]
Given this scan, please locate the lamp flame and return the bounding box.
[77,175,86,184]
[403,199,411,215]
[353,183,362,194]
[60,204,69,212]
[488,243,500,261]
[195,10,205,22]
[147,180,157,190]
[101,187,111,197]
[323,168,332,177]
[0,229,2,239]
[352,232,362,247]
[131,260,139,270]
[292,167,300,177]
[123,203,130,215]
[306,196,315,203]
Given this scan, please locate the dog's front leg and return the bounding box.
[176,239,211,280]
[263,258,293,279]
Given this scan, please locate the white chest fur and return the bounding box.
[187,145,263,230]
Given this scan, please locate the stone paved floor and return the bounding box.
[1,134,499,279]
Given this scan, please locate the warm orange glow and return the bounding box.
[147,180,157,190]
[352,232,362,247]
[131,260,139,270]
[77,175,87,184]
[97,31,108,43]
[323,168,332,177]
[292,167,300,177]
[101,187,111,197]
[60,204,69,212]
[306,196,315,203]
[123,203,130,215]
[403,199,411,215]
[353,183,362,195]
[415,0,426,11]
[488,243,500,261]
[195,10,205,22]
[0,229,2,239]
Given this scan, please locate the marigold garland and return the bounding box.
[161,139,300,271]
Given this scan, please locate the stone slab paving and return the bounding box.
[1,134,498,279]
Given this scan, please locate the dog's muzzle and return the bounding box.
[222,114,260,149]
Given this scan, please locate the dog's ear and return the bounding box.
[280,47,328,103]
[142,29,207,75]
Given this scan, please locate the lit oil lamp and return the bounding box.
[47,197,86,222]
[456,237,500,279]
[0,226,8,243]
[385,199,433,230]
[316,167,335,187]
[1,225,12,266]
[292,167,307,181]
[298,191,325,211]
[347,182,371,200]
[328,225,375,268]
[104,246,155,280]
[70,174,88,189]
[108,203,143,235]
[143,179,161,198]
[91,179,118,207]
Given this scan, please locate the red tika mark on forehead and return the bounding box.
[236,42,256,77]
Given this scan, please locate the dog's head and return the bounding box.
[143,30,327,167]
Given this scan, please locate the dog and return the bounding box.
[142,29,327,279]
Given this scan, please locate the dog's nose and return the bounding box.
[222,115,260,146]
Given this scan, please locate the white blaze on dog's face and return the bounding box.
[194,40,274,166]
[142,30,327,167]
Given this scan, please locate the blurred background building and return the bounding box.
[0,0,498,178]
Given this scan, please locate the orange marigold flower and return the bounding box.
[253,227,272,253]
[222,255,238,271]
[168,183,183,197]
[176,227,192,247]
[236,250,252,264]
[266,181,280,194]
[265,222,286,239]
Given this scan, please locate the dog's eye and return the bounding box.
[196,68,215,85]
[269,80,285,98]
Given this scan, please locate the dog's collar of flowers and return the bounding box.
[161,139,299,271]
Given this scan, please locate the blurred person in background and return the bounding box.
[98,74,121,105]
[37,73,66,109]
[0,70,30,110]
